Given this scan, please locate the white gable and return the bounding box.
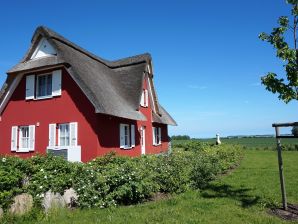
[30,38,57,59]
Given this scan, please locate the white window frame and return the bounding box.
[58,123,70,147]
[36,73,53,99]
[11,125,35,152]
[120,124,135,149]
[19,126,30,151]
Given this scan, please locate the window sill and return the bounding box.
[34,95,53,100]
[140,105,148,108]
[15,148,31,153]
[47,146,81,150]
[120,146,135,150]
[153,143,162,146]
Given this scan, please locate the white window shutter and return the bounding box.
[140,91,144,106]
[120,124,125,148]
[131,125,135,147]
[70,122,78,146]
[52,70,62,96]
[29,125,35,151]
[11,126,18,151]
[158,127,161,144]
[152,127,156,145]
[49,124,56,147]
[25,75,35,100]
[145,90,148,107]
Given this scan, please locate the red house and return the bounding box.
[0,26,176,162]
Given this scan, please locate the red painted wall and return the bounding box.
[0,68,99,162]
[95,75,169,156]
[0,69,169,161]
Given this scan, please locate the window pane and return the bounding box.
[124,125,130,146]
[37,74,52,97]
[20,126,29,149]
[47,75,52,95]
[59,124,70,147]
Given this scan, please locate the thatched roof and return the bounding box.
[2,26,176,125]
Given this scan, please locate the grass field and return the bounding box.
[173,137,298,149]
[5,150,298,224]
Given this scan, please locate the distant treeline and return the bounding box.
[171,135,191,140]
[226,135,275,139]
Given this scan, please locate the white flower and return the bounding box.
[54,169,57,173]
[39,186,43,189]
[44,176,47,179]
[2,158,6,162]
[40,169,44,172]
[93,196,97,199]
[40,193,44,198]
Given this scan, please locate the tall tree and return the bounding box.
[259,0,298,103]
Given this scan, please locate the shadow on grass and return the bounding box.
[201,183,260,208]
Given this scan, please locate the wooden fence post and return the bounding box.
[275,126,287,210]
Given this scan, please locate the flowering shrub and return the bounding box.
[0,143,243,210]
[0,156,27,209]
[26,155,75,204]
[72,163,109,208]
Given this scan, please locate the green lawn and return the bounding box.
[173,137,298,149]
[4,150,298,224]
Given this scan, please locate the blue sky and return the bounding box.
[0,0,297,138]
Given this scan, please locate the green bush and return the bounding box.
[0,157,26,209]
[153,151,195,193]
[0,142,243,210]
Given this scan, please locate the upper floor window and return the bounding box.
[140,89,148,107]
[25,70,61,100]
[11,125,35,152]
[120,124,135,149]
[37,74,52,98]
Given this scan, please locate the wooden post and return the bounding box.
[275,126,287,210]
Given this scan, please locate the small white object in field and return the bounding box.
[216,134,221,145]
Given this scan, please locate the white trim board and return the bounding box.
[30,38,57,59]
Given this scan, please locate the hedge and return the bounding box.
[0,142,243,210]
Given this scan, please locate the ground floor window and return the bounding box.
[59,123,70,146]
[19,126,29,149]
[11,125,35,152]
[48,122,78,147]
[153,127,161,145]
[120,124,135,149]
[47,122,80,162]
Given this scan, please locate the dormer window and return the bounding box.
[140,89,148,107]
[25,70,62,100]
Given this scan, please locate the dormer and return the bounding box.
[30,38,57,60]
